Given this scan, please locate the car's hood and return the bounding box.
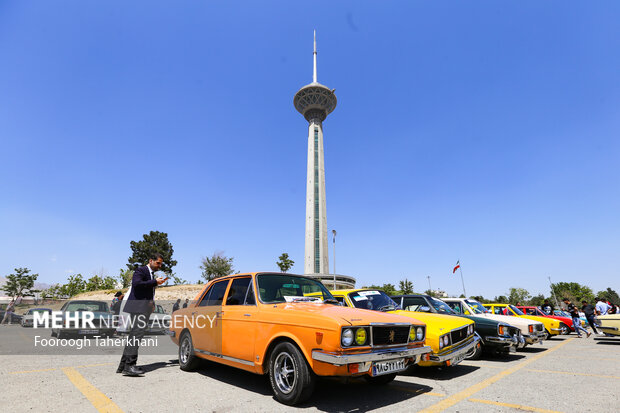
[388,310,471,336]
[460,314,500,328]
[259,302,417,330]
[520,314,559,327]
[473,313,542,330]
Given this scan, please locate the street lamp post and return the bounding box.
[332,230,337,289]
[427,276,432,294]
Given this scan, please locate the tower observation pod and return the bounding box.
[293,31,355,289]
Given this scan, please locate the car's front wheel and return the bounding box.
[560,323,570,335]
[466,341,483,360]
[364,373,396,385]
[268,342,315,405]
[178,331,200,371]
[544,330,551,340]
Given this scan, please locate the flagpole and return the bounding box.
[458,260,467,297]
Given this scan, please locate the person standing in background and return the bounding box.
[564,298,590,338]
[172,299,181,312]
[595,298,611,316]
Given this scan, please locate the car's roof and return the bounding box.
[391,294,430,298]
[66,300,108,304]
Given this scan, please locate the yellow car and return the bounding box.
[329,289,478,367]
[597,314,620,337]
[484,303,562,339]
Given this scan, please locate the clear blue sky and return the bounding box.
[1,1,619,299]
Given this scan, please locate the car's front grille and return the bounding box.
[450,326,469,345]
[372,326,409,346]
[535,324,543,332]
[508,326,520,337]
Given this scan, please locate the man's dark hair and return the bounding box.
[595,297,600,302]
[114,291,123,297]
[149,252,164,261]
[562,297,569,302]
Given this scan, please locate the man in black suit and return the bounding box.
[117,253,166,376]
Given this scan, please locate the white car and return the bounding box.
[443,298,545,347]
[148,304,171,334]
[21,308,52,327]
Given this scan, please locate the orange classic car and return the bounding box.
[167,272,431,405]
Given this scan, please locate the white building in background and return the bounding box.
[293,32,355,289]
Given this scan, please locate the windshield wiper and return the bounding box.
[378,305,396,312]
[322,298,340,305]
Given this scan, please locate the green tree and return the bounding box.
[494,295,508,303]
[508,287,531,304]
[528,294,545,307]
[425,289,437,298]
[171,273,188,285]
[471,295,489,304]
[398,278,414,295]
[551,282,594,303]
[596,288,620,304]
[361,284,397,296]
[118,268,134,289]
[127,230,177,273]
[85,275,116,291]
[1,267,39,298]
[60,274,87,297]
[276,253,295,273]
[200,253,235,281]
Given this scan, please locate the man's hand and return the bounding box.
[156,277,167,285]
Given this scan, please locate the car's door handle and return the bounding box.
[244,314,251,317]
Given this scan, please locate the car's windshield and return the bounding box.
[64,302,109,312]
[256,274,335,304]
[348,290,400,311]
[509,305,525,315]
[28,309,51,315]
[465,300,489,314]
[430,298,456,314]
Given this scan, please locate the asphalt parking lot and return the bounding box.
[1,326,619,413]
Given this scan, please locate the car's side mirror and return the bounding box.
[419,305,431,312]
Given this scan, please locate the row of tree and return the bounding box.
[2,231,297,299]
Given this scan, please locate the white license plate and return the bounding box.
[372,358,406,376]
[78,329,99,334]
[450,353,466,366]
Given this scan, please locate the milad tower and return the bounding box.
[293,32,355,289]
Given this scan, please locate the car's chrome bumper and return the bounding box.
[485,335,518,345]
[430,335,479,363]
[312,345,431,366]
[523,333,541,344]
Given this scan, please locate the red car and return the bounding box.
[516,306,573,334]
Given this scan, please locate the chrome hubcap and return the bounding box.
[180,337,191,364]
[274,352,296,394]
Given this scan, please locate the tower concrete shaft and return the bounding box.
[293,31,337,276]
[304,118,329,274]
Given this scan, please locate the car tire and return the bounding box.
[560,323,570,335]
[268,341,315,406]
[544,330,550,340]
[178,332,200,371]
[466,341,483,360]
[50,330,57,337]
[57,330,66,339]
[364,373,397,385]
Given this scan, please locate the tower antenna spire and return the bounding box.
[313,30,317,83]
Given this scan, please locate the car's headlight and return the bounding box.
[409,327,416,342]
[528,325,534,333]
[468,325,473,335]
[342,328,354,346]
[439,334,450,349]
[355,328,367,345]
[416,327,424,341]
[498,325,505,336]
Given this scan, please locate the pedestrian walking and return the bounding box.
[595,297,612,316]
[111,291,124,315]
[1,300,15,325]
[563,298,590,338]
[581,300,599,335]
[117,253,167,376]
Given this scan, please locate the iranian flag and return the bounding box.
[452,260,460,274]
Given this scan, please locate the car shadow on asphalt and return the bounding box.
[140,359,179,373]
[478,353,526,362]
[517,346,547,353]
[193,359,437,411]
[299,377,435,412]
[400,364,479,381]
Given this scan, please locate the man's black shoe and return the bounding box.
[122,365,144,377]
[116,365,124,374]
